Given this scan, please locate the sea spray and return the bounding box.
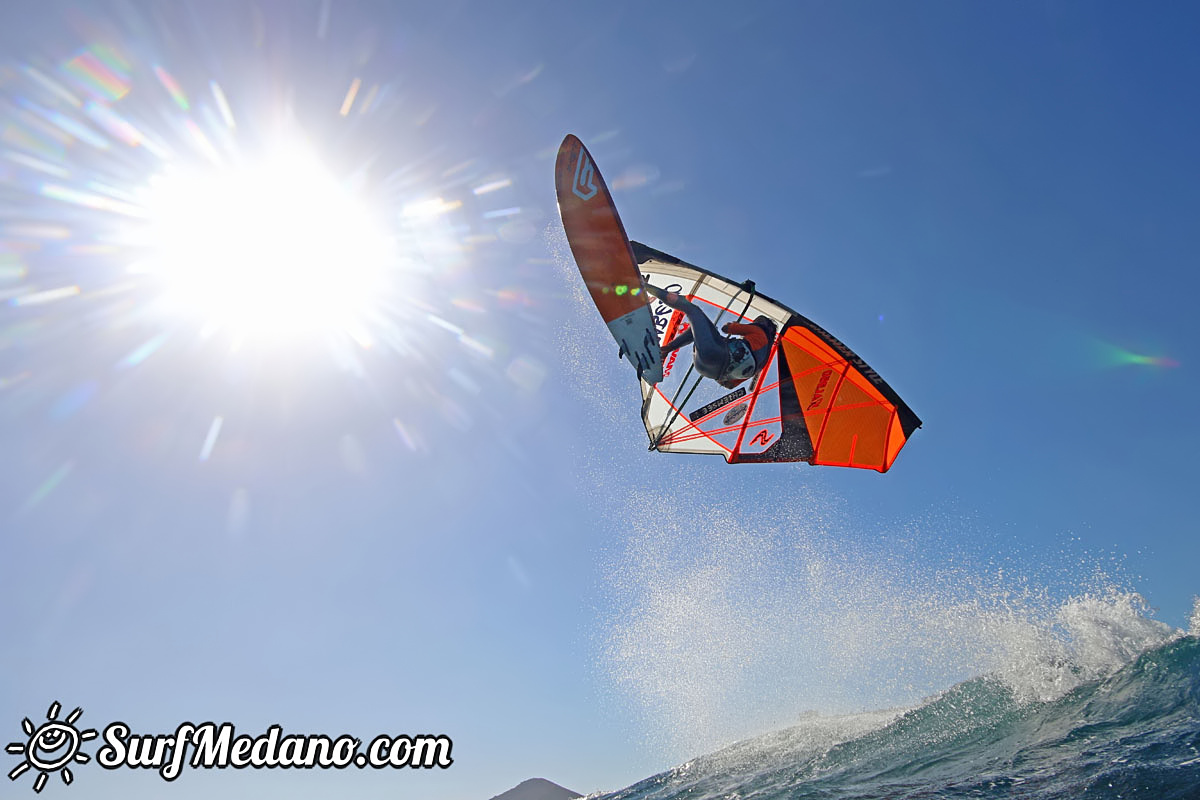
[601,487,1182,762]
[600,637,1200,800]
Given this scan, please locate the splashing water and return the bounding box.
[599,634,1200,800]
[600,487,1183,763]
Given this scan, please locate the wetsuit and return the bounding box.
[648,286,776,388]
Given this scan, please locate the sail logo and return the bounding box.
[688,388,746,423]
[572,150,598,201]
[750,429,775,447]
[645,278,684,339]
[807,369,834,410]
[723,403,749,426]
[662,348,680,378]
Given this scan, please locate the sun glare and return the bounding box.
[133,144,395,342]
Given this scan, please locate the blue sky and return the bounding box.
[2,2,1198,799]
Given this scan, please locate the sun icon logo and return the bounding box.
[6,702,98,793]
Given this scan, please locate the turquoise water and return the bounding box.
[603,635,1200,800]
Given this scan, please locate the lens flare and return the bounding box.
[0,2,555,474]
[1095,341,1179,369]
[63,45,132,101]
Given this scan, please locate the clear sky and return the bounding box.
[2,2,1198,799]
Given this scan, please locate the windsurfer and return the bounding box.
[644,285,776,389]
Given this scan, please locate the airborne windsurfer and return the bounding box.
[644,285,776,389]
[557,134,920,469]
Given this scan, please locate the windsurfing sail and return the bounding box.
[634,241,921,472]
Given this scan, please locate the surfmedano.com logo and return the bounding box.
[7,701,453,793]
[6,702,97,792]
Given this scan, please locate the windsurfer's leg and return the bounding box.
[643,284,674,304]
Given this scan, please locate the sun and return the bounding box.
[131,141,397,344]
[6,702,98,793]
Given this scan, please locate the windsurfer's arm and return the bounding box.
[662,328,694,354]
[721,321,757,336]
[722,322,769,351]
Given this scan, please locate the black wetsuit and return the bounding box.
[648,286,776,388]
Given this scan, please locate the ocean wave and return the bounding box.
[604,635,1200,800]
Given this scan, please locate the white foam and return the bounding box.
[984,591,1178,702]
[601,489,1187,761]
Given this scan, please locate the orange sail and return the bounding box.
[634,242,921,472]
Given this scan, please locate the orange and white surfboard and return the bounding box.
[555,134,663,384]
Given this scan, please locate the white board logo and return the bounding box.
[572,150,598,201]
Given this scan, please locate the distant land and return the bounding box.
[488,777,584,800]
